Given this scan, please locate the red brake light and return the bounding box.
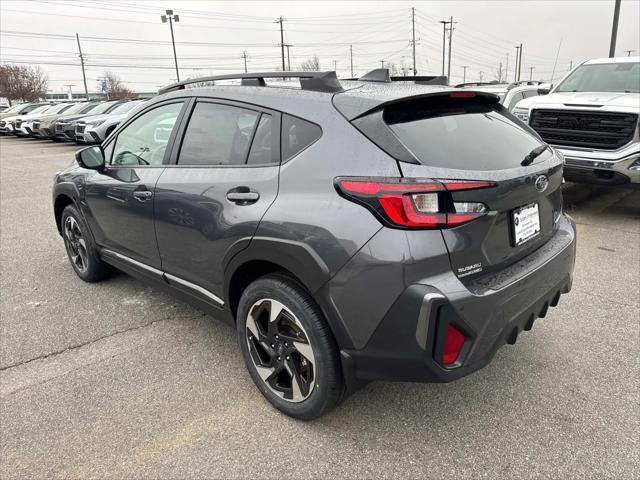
[336,178,495,229]
[443,324,466,365]
[449,91,476,98]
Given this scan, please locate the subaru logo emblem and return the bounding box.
[535,175,549,192]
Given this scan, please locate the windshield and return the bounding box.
[29,105,53,115]
[88,101,117,115]
[109,101,143,115]
[61,103,91,115]
[4,104,25,113]
[556,62,640,93]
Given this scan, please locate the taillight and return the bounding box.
[442,324,466,366]
[336,177,494,229]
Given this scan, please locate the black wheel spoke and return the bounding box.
[245,298,316,403]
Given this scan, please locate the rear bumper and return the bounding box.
[339,214,576,384]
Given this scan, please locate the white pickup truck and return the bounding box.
[513,56,639,187]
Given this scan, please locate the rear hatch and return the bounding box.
[339,91,564,281]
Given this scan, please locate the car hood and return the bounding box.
[517,91,640,110]
[55,112,98,123]
[77,113,112,124]
[12,111,50,121]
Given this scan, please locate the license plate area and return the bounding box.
[512,202,540,246]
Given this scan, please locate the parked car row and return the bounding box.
[0,99,148,144]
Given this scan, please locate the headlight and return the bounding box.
[86,120,106,127]
[513,108,529,123]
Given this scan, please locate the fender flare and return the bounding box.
[52,181,82,233]
[223,236,354,349]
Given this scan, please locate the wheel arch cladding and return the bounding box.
[224,238,354,349]
[54,193,75,234]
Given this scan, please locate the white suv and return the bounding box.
[513,56,640,187]
[455,81,544,111]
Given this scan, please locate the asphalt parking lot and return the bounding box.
[1,135,638,479]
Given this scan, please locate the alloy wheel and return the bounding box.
[245,298,316,402]
[64,216,89,273]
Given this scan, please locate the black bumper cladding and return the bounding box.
[342,215,577,384]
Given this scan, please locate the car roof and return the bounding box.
[152,70,498,122]
[584,56,639,65]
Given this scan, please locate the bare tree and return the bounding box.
[298,56,320,71]
[0,64,48,104]
[101,71,134,99]
[495,62,504,83]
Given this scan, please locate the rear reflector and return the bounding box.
[443,324,466,365]
[336,177,494,229]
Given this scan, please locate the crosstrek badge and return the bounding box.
[457,262,483,277]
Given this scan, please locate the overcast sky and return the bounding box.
[1,0,639,94]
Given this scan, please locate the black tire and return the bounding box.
[61,204,113,282]
[237,273,344,420]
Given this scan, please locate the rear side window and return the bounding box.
[385,97,546,170]
[178,102,259,166]
[281,114,321,161]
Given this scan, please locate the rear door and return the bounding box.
[380,94,563,280]
[154,99,280,303]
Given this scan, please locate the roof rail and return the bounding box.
[353,69,449,86]
[391,75,448,86]
[359,68,391,82]
[506,80,544,90]
[158,71,343,95]
[454,80,504,88]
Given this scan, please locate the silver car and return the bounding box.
[75,100,147,144]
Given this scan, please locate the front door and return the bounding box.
[83,101,186,268]
[154,99,280,300]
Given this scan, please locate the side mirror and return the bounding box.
[537,83,552,95]
[76,146,105,170]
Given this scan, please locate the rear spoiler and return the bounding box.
[335,90,501,121]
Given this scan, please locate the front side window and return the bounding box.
[178,102,260,166]
[111,102,183,166]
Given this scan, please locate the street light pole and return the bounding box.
[609,0,621,57]
[462,65,468,83]
[284,44,292,71]
[161,9,180,82]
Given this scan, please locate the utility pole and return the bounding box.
[75,33,89,99]
[517,43,523,81]
[161,9,180,82]
[411,7,417,75]
[514,45,520,81]
[241,51,248,73]
[349,44,354,78]
[333,60,337,73]
[275,16,286,73]
[529,66,535,81]
[447,16,455,83]
[624,50,636,56]
[609,0,621,57]
[479,71,484,82]
[462,65,468,83]
[439,20,447,76]
[569,59,573,70]
[284,44,292,71]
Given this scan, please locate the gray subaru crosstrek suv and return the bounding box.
[52,70,576,419]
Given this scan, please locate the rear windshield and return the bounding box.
[384,97,546,170]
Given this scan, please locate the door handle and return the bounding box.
[226,187,259,204]
[133,190,153,202]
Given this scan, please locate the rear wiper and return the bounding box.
[521,145,549,166]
